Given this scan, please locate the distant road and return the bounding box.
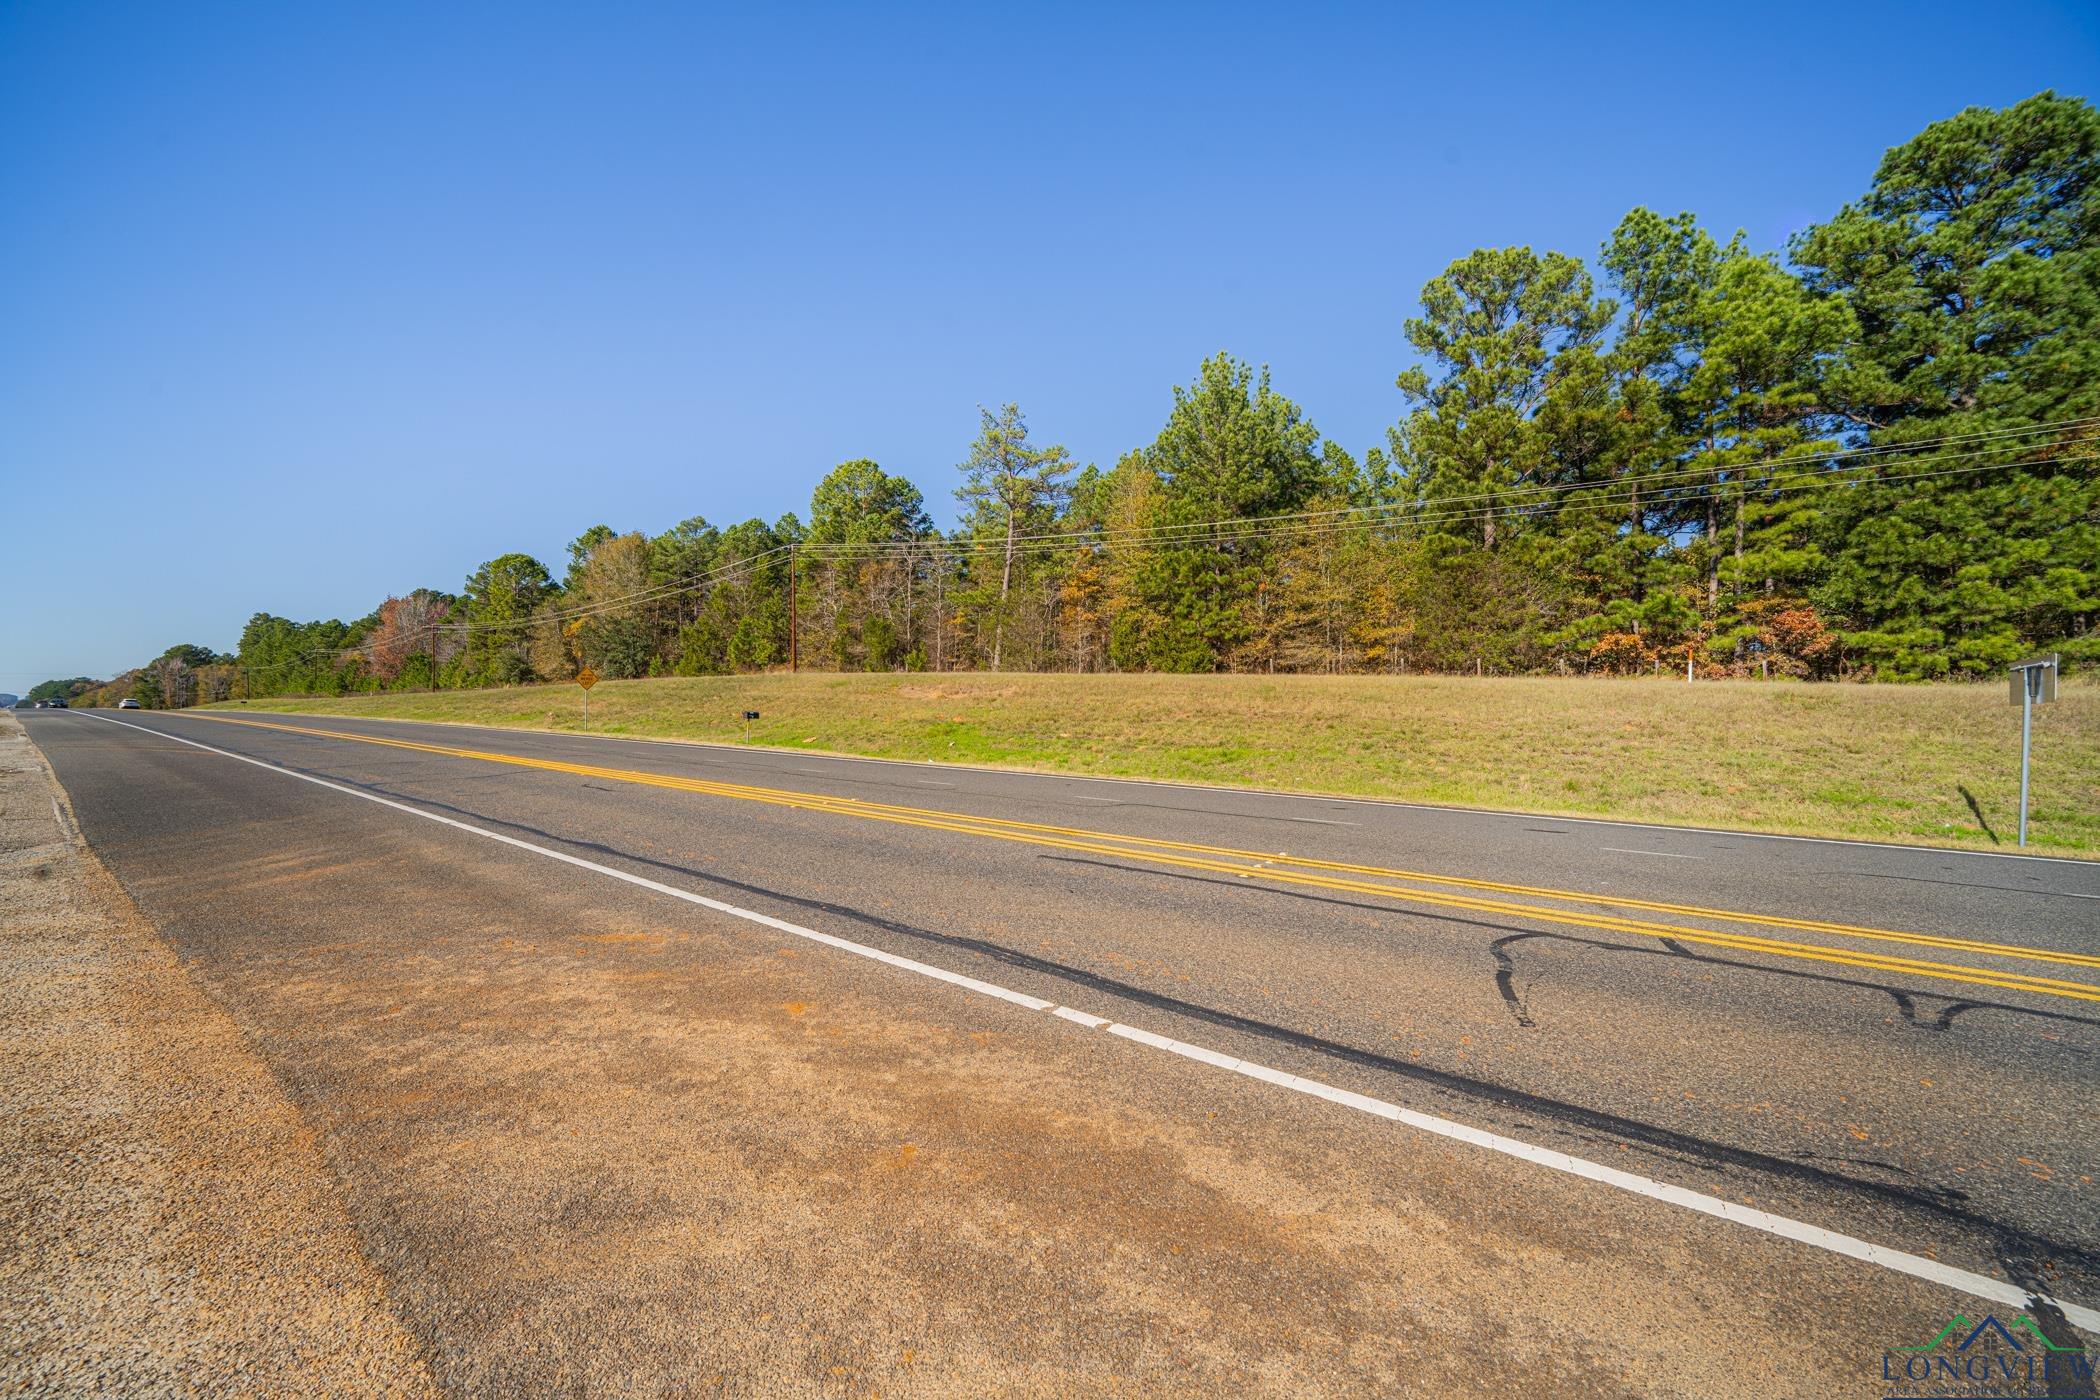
[22,706,2100,1392]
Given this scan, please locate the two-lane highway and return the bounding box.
[21,705,2100,1393]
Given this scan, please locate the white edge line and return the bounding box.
[78,710,2100,1333]
[195,706,2100,867]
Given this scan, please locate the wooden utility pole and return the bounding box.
[788,544,799,673]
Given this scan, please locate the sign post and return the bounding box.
[2008,654,2058,847]
[576,665,599,724]
[742,710,759,743]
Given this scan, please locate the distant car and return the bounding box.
[45,697,67,708]
[117,698,142,709]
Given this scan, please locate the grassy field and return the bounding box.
[203,672,2100,855]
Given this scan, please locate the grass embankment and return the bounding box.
[205,673,2100,855]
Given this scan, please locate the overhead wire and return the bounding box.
[794,414,2100,556]
[221,413,2099,680]
[796,438,2100,562]
[435,544,794,633]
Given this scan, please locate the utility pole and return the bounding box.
[429,622,437,692]
[788,544,799,673]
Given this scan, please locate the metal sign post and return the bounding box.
[2008,654,2058,847]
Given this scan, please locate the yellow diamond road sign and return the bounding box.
[576,666,599,690]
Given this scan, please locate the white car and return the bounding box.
[117,698,142,710]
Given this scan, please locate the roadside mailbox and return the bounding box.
[742,710,760,742]
[2008,654,2058,847]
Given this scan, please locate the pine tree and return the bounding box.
[1134,354,1328,671]
[1795,92,2100,675]
[1394,247,1615,549]
[954,404,1075,671]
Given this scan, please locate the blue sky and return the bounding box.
[4,1,2096,683]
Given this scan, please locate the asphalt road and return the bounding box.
[20,706,2100,1395]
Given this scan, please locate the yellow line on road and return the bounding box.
[185,712,2100,973]
[178,712,2100,1004]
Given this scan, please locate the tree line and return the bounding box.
[57,94,2100,710]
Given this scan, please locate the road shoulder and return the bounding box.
[0,712,436,1395]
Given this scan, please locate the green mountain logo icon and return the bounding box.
[1896,1314,2082,1353]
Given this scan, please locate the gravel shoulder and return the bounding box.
[0,711,436,1396]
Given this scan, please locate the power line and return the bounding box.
[436,545,794,633]
[263,415,2100,669]
[795,414,2100,557]
[227,548,797,679]
[263,442,2096,680]
[217,413,2098,682]
[279,414,2100,664]
[796,439,2100,561]
[798,419,2099,558]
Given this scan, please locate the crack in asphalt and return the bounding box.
[1482,930,2100,1038]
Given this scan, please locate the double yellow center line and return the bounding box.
[185,713,2100,1005]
